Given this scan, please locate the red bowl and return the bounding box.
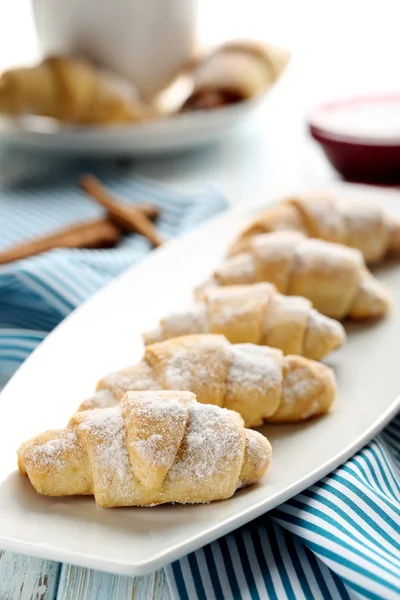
[308,94,400,184]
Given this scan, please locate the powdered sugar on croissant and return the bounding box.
[143,283,345,360]
[230,190,400,263]
[17,391,271,507]
[80,334,336,427]
[214,231,390,320]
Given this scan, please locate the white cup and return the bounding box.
[31,0,198,99]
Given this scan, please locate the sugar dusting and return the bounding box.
[293,194,388,262]
[167,402,242,483]
[135,434,165,465]
[164,351,193,389]
[206,283,271,326]
[91,389,118,409]
[22,389,268,505]
[308,308,345,339]
[206,283,271,300]
[295,194,343,238]
[28,430,78,468]
[227,344,282,394]
[245,430,271,474]
[162,303,209,337]
[251,230,304,260]
[282,365,319,407]
[79,407,132,484]
[101,364,159,398]
[215,253,256,284]
[275,293,311,315]
[209,300,251,326]
[129,394,192,468]
[338,197,382,225]
[164,350,211,391]
[296,238,362,270]
[130,393,192,417]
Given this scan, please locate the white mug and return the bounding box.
[31,0,198,99]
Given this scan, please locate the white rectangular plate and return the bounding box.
[1,182,399,575]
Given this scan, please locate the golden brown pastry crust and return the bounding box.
[0,56,149,124]
[230,190,400,263]
[142,283,345,360]
[181,41,290,110]
[18,390,272,507]
[80,334,337,427]
[214,232,390,320]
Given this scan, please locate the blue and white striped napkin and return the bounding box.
[166,420,399,600]
[1,156,399,600]
[0,156,226,380]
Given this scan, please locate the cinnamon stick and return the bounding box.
[80,175,164,247]
[0,219,122,265]
[132,204,160,220]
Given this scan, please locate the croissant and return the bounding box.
[18,390,271,507]
[230,190,400,263]
[180,40,290,111]
[210,231,390,320]
[78,334,336,427]
[0,56,148,124]
[143,283,345,361]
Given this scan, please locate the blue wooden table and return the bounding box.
[0,553,171,600]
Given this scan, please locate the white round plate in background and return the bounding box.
[0,97,262,157]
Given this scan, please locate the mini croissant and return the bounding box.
[79,334,336,427]
[0,56,147,124]
[180,40,290,111]
[18,390,271,507]
[230,190,400,263]
[143,283,345,361]
[211,231,390,320]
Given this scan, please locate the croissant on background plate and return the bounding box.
[143,283,345,360]
[230,190,400,263]
[18,390,272,507]
[180,40,290,111]
[0,56,152,125]
[79,334,337,427]
[210,231,391,320]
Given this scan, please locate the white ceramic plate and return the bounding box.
[1,181,399,576]
[0,97,261,157]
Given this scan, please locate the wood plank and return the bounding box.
[0,550,61,600]
[153,570,171,600]
[56,566,171,600]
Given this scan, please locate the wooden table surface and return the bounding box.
[1,1,399,598]
[0,553,171,600]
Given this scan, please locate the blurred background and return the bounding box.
[1,0,400,199]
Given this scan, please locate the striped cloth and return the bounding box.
[0,155,226,380]
[166,418,400,600]
[1,155,399,600]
